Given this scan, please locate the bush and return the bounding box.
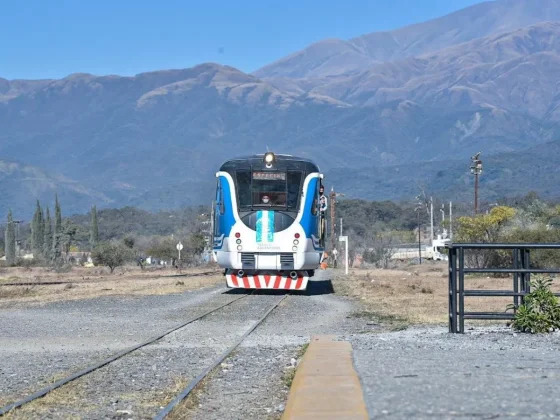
[92,242,133,273]
[508,276,560,334]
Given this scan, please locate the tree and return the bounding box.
[91,241,132,273]
[4,210,16,266]
[146,237,176,263]
[52,194,63,263]
[455,206,516,243]
[43,207,53,261]
[123,236,135,249]
[62,220,78,258]
[186,233,206,255]
[455,206,516,268]
[90,205,99,250]
[31,200,44,257]
[363,232,396,269]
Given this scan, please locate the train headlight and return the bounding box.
[237,245,243,251]
[236,239,242,244]
[293,239,299,245]
[264,152,275,167]
[292,246,298,251]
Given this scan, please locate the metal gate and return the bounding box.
[447,243,560,333]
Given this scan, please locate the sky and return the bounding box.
[1,0,484,80]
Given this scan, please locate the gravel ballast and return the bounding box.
[4,268,559,419]
[346,325,560,419]
[4,293,282,419]
[0,285,235,407]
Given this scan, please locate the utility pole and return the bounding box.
[470,152,483,215]
[329,187,345,252]
[415,197,423,265]
[339,236,349,275]
[417,210,422,265]
[330,187,336,252]
[430,197,434,247]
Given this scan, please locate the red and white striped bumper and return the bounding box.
[225,271,309,290]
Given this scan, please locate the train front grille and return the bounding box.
[241,253,255,268]
[280,253,294,269]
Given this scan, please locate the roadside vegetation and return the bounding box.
[2,190,560,332]
[333,191,560,333]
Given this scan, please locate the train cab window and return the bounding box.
[235,170,302,211]
[251,171,286,207]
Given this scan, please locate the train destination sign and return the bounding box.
[252,172,286,181]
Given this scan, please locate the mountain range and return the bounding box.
[2,0,560,219]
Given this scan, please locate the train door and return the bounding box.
[318,180,326,247]
[310,178,324,247]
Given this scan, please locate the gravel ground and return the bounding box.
[346,325,560,419]
[0,272,369,420]
[186,270,370,420]
[7,268,555,420]
[0,285,234,408]
[5,293,283,419]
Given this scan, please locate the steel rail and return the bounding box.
[0,292,249,416]
[0,270,222,287]
[153,294,288,420]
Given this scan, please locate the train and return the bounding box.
[211,152,326,291]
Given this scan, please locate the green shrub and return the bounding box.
[508,276,560,334]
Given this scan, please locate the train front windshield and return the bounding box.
[236,170,302,211]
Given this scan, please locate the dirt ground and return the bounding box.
[332,260,560,325]
[0,264,224,308]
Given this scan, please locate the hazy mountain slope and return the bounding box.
[255,0,560,79]
[328,138,560,203]
[1,47,559,216]
[128,136,560,212]
[0,63,347,188]
[0,160,112,219]
[306,22,560,115]
[0,78,53,102]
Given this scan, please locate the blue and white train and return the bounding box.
[211,152,325,291]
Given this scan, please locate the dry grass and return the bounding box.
[1,376,90,419]
[332,262,560,325]
[0,265,223,308]
[281,343,309,389]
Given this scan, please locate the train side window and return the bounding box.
[311,180,319,216]
[216,179,224,215]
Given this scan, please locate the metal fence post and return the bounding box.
[459,247,465,334]
[448,247,454,333]
[525,249,531,295]
[446,243,560,332]
[519,248,526,305]
[513,248,519,311]
[448,247,458,333]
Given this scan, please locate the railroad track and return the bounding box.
[154,293,287,419]
[0,291,288,418]
[0,270,222,287]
